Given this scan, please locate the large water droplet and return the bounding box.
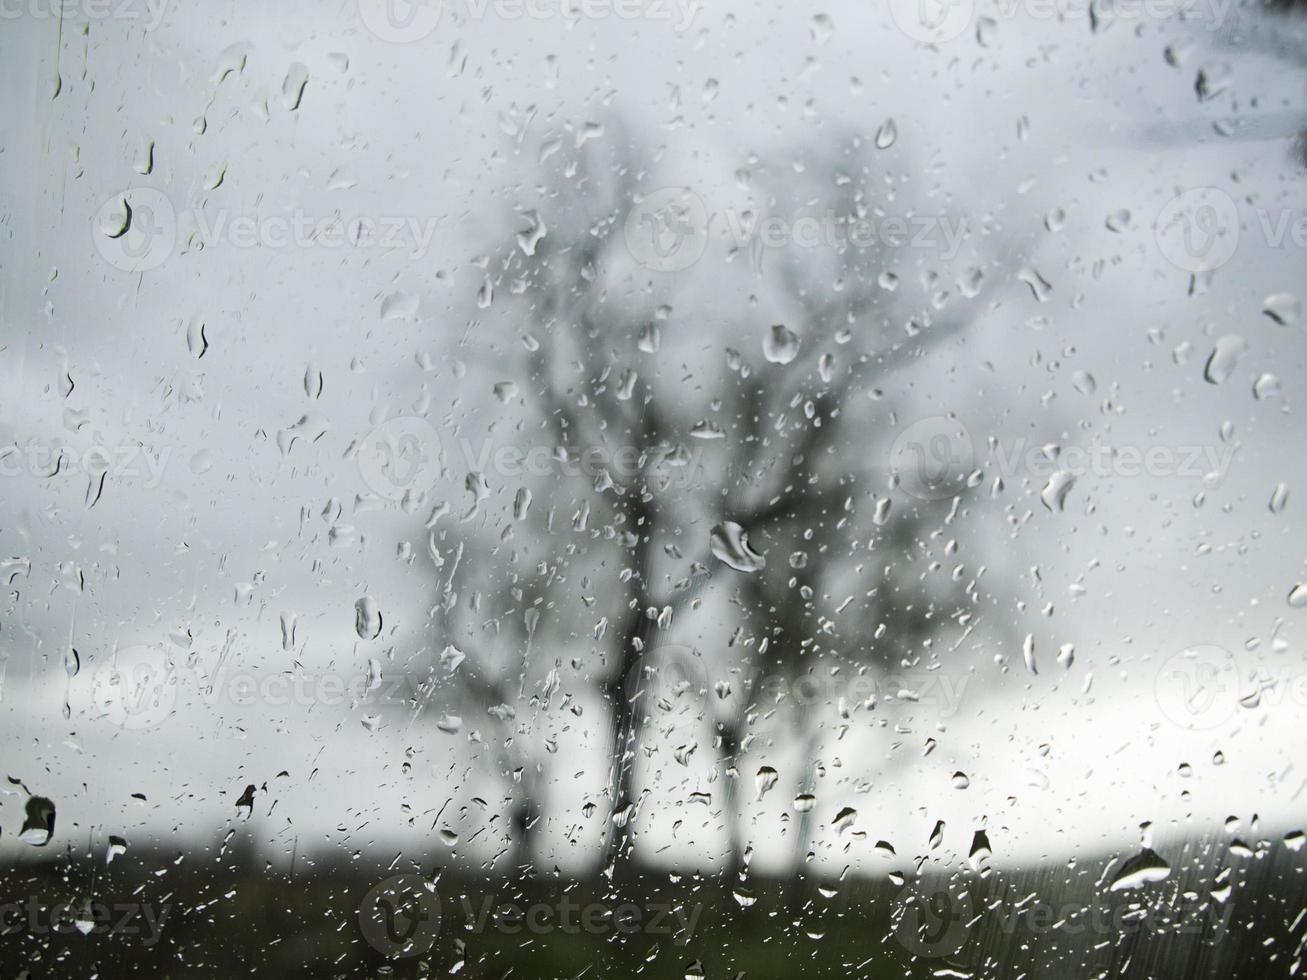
[19,796,56,846]
[710,522,766,572]
[1204,336,1246,384]
[1109,848,1172,890]
[763,324,800,365]
[355,596,383,639]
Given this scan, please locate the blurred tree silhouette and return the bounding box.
[430,123,1009,887]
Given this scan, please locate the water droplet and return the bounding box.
[1021,634,1038,675]
[1264,292,1301,326]
[1105,210,1132,233]
[638,322,661,354]
[1270,483,1290,514]
[1109,848,1172,890]
[763,324,800,365]
[18,796,56,846]
[281,62,309,111]
[875,118,897,149]
[1253,373,1280,400]
[235,784,256,820]
[968,830,992,873]
[710,522,766,573]
[107,835,128,864]
[1018,267,1053,303]
[809,13,833,43]
[1057,643,1075,669]
[1204,336,1246,384]
[380,291,419,322]
[832,806,857,833]
[355,596,382,639]
[1040,470,1076,512]
[929,821,945,849]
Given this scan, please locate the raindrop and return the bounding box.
[355,596,383,639]
[1270,483,1289,514]
[1105,210,1131,232]
[968,830,992,874]
[710,522,766,573]
[1109,848,1172,890]
[929,820,945,849]
[1203,336,1246,385]
[107,836,128,864]
[1040,470,1076,512]
[235,784,256,820]
[638,322,661,353]
[875,118,897,149]
[762,324,800,365]
[18,796,55,846]
[1253,373,1280,400]
[281,63,308,110]
[1264,292,1301,326]
[380,291,419,322]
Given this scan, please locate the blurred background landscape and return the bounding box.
[3,0,1307,975]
